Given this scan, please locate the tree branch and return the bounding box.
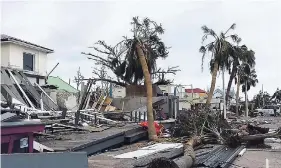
[93,78,127,87]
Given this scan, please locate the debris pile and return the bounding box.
[1,68,159,155]
[146,107,281,168]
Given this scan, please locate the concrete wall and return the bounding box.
[112,97,153,111]
[159,85,186,99]
[48,90,79,111]
[112,86,126,98]
[179,101,191,110]
[9,43,48,75]
[1,152,88,168]
[1,43,10,67]
[1,43,48,76]
[112,96,179,118]
[158,85,172,94]
[26,77,45,86]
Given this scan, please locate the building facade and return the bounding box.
[1,34,53,85]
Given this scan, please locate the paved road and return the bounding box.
[231,149,281,168]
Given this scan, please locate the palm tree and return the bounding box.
[124,17,168,140]
[199,23,238,106]
[253,91,271,109]
[235,63,249,116]
[226,45,256,104]
[83,17,170,140]
[240,68,258,116]
[271,88,281,103]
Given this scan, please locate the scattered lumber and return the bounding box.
[34,132,56,137]
[52,123,90,132]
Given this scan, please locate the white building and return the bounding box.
[1,34,53,85]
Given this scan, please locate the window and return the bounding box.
[23,52,34,71]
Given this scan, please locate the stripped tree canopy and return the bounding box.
[82,17,179,86]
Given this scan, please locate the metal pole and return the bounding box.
[46,62,59,78]
[222,68,227,119]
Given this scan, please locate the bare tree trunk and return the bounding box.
[236,75,240,116]
[245,81,248,117]
[148,137,199,168]
[206,61,219,106]
[226,63,237,104]
[241,132,280,141]
[136,43,157,141]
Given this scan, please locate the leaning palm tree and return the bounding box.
[200,23,238,106]
[83,17,169,140]
[124,17,168,140]
[240,68,258,116]
[226,45,256,104]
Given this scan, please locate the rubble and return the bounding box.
[2,67,281,168]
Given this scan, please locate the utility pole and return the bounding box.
[222,68,227,119]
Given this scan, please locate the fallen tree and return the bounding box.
[146,107,281,168]
[147,137,200,168]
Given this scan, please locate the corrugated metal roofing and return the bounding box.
[195,145,244,168]
[1,112,17,122]
[47,76,79,93]
[185,88,206,93]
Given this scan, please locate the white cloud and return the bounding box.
[1,1,281,99]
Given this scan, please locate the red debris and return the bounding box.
[139,121,164,135]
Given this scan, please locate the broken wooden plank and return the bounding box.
[91,94,102,110]
[97,95,107,111]
[104,105,116,112]
[80,112,118,123]
[40,119,70,125]
[53,123,90,132]
[34,132,56,137]
[33,141,54,152]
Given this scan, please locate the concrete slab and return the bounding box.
[114,143,182,159]
[38,123,144,156]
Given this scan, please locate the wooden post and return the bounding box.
[28,133,33,153]
[8,136,14,154]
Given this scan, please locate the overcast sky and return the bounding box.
[1,1,281,99]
